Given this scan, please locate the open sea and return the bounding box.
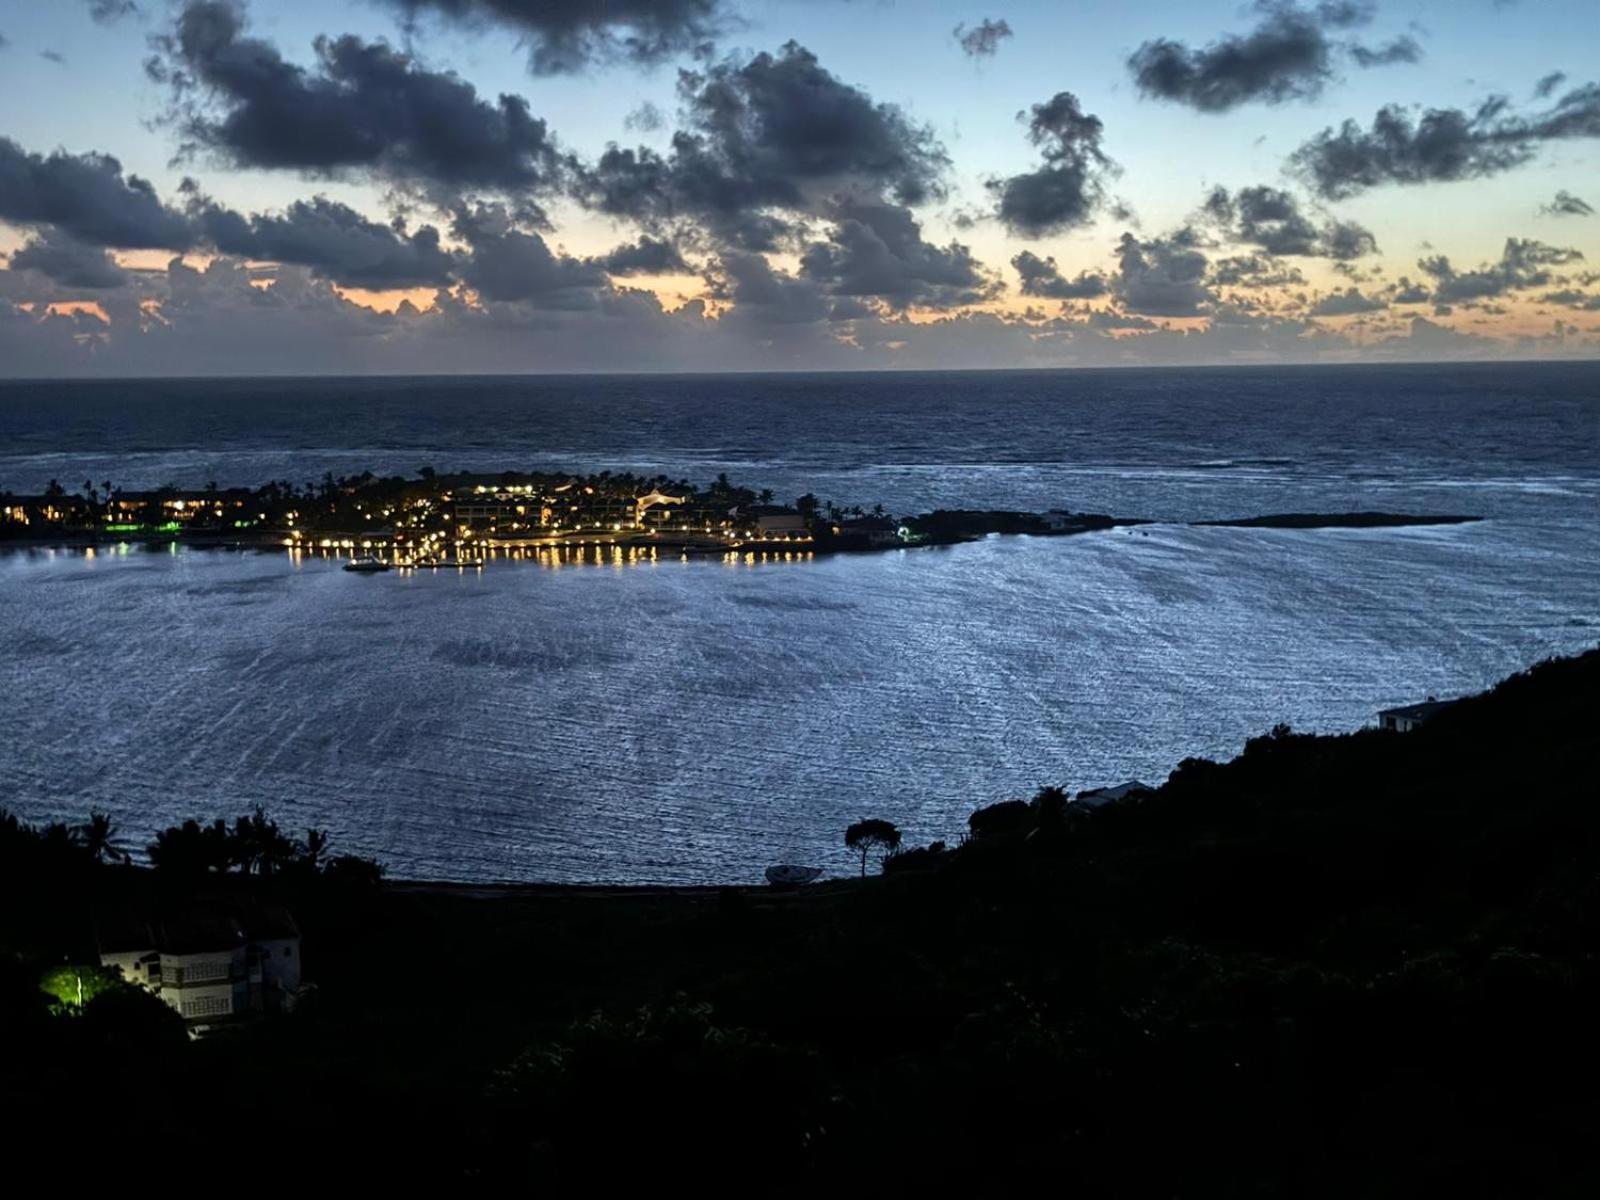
[2,362,1597,883]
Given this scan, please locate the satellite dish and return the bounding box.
[765,864,823,887]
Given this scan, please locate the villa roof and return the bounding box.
[96,898,300,956]
[1378,700,1455,722]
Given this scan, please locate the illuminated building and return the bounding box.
[97,901,303,1031]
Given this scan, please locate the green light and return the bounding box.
[105,523,142,532]
[157,522,182,533]
[38,964,115,1012]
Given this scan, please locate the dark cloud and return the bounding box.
[9,232,130,289]
[452,205,609,306]
[989,92,1112,238]
[0,137,194,249]
[1011,250,1107,299]
[41,49,67,65]
[601,236,689,276]
[1206,184,1377,259]
[196,197,454,288]
[0,33,9,50]
[1293,82,1600,198]
[1347,36,1422,68]
[154,1,565,198]
[85,0,140,23]
[576,42,947,250]
[1534,71,1567,99]
[374,0,726,75]
[1308,286,1386,315]
[1113,229,1215,317]
[1541,190,1594,217]
[954,19,1013,59]
[1539,289,1600,311]
[1127,1,1417,114]
[712,251,831,325]
[1418,237,1584,302]
[799,203,994,310]
[1209,253,1307,288]
[1390,277,1431,304]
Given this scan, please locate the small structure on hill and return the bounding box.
[1076,781,1153,809]
[1377,698,1453,732]
[97,900,303,1031]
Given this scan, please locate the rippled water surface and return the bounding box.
[2,364,1596,881]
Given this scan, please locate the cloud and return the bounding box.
[575,42,947,250]
[1205,184,1377,258]
[85,0,140,23]
[452,205,610,305]
[1539,289,1600,311]
[624,101,665,133]
[1113,228,1215,317]
[1418,237,1584,302]
[1127,1,1418,114]
[153,1,566,200]
[989,92,1113,237]
[40,49,67,65]
[0,137,194,249]
[1347,36,1422,68]
[711,251,832,326]
[1541,190,1594,217]
[373,0,727,75]
[798,203,995,310]
[1209,253,1307,288]
[195,196,454,288]
[1292,81,1600,199]
[1308,286,1386,315]
[1389,276,1431,303]
[1011,250,1107,299]
[9,232,130,289]
[954,19,1013,59]
[1534,71,1567,99]
[601,236,689,276]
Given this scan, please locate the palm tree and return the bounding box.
[300,828,330,871]
[75,811,130,865]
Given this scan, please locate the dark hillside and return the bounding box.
[3,649,1597,1193]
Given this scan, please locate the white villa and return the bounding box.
[98,901,303,1029]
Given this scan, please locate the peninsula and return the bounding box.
[0,468,1482,563]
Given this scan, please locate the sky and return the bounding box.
[0,0,1596,375]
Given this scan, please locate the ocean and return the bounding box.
[2,362,1597,882]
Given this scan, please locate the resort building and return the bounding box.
[98,901,303,1030]
[1377,699,1454,732]
[834,516,902,547]
[751,506,812,540]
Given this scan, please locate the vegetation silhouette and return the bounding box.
[844,818,901,875]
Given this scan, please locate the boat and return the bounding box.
[342,556,391,573]
[765,864,823,887]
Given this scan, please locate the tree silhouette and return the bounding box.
[845,818,901,877]
[74,811,129,865]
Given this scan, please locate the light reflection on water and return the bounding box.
[2,521,1596,884]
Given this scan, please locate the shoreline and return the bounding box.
[0,510,1484,556]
